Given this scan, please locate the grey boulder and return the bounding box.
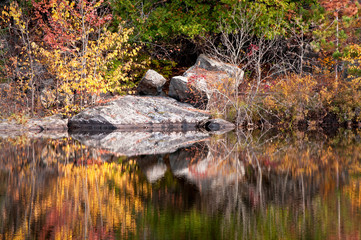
[137,69,167,96]
[168,54,244,109]
[68,95,212,131]
[26,114,68,131]
[184,54,243,78]
[168,76,209,109]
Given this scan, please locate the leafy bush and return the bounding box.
[262,75,324,122]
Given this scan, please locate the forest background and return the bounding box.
[1,0,361,127]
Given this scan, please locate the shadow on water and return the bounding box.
[0,128,361,239]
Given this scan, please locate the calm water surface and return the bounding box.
[1,129,361,239]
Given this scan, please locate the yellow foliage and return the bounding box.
[342,44,361,82]
[262,74,322,121]
[3,1,145,115]
[34,27,143,113]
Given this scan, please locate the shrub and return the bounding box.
[262,74,324,123]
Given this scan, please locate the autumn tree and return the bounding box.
[30,0,144,113]
[1,0,144,115]
[202,0,298,125]
[2,2,38,116]
[316,0,359,80]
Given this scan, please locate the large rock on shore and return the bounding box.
[169,54,244,109]
[137,69,167,96]
[68,95,213,131]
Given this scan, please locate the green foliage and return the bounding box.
[111,0,315,44]
[333,50,342,59]
[110,0,220,42]
[149,59,177,79]
[313,0,360,70]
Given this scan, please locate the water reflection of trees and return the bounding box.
[200,129,358,206]
[0,137,151,239]
[0,164,150,239]
[1,129,361,239]
[139,129,361,239]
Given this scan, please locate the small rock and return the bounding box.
[137,69,167,96]
[197,118,235,133]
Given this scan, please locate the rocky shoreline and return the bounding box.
[0,97,235,134]
[1,53,355,135]
[0,54,239,135]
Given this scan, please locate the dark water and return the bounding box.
[1,129,361,239]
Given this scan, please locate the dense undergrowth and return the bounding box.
[0,0,361,128]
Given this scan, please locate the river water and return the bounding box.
[0,129,361,239]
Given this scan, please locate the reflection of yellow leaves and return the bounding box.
[0,137,151,239]
[344,177,361,209]
[5,162,147,239]
[348,158,361,202]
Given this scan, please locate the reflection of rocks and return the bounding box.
[136,155,167,183]
[135,154,201,211]
[135,141,247,212]
[197,118,235,133]
[169,143,208,173]
[169,142,244,193]
[145,163,167,183]
[71,131,210,156]
[0,130,69,139]
[27,131,69,139]
[172,157,244,193]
